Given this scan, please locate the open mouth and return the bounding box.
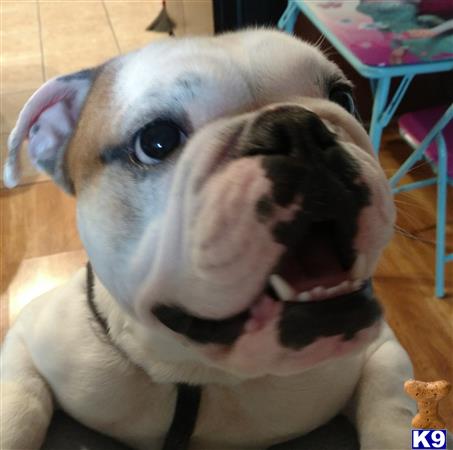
[153,220,381,348]
[268,219,360,302]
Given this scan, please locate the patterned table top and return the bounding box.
[298,0,453,68]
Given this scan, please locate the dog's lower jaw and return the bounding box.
[89,266,380,383]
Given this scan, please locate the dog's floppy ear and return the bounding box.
[3,68,96,193]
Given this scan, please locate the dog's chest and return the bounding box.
[191,355,363,449]
[53,349,362,450]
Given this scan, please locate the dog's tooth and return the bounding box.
[325,281,350,298]
[351,253,367,280]
[337,281,350,292]
[325,286,337,297]
[298,291,311,302]
[296,280,364,303]
[269,274,295,301]
[311,286,324,298]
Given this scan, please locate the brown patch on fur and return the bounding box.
[65,62,122,195]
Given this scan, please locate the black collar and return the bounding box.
[85,263,201,450]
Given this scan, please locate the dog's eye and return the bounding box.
[134,120,184,165]
[329,87,355,115]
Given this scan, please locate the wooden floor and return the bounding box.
[1,126,452,430]
[373,129,453,430]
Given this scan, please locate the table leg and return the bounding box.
[370,75,415,154]
[435,134,447,298]
[369,77,391,153]
[278,1,299,33]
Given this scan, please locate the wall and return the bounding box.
[166,0,214,36]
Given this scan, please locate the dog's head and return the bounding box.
[5,30,395,380]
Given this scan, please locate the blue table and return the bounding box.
[278,0,453,153]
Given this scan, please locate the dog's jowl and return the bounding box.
[2,30,418,450]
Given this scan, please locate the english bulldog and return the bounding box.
[2,29,416,450]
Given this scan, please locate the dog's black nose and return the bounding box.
[237,105,370,211]
[238,105,337,160]
[238,105,370,214]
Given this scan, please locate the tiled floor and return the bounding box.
[1,0,164,185]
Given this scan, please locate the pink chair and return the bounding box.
[391,104,453,297]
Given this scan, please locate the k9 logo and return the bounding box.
[412,429,447,449]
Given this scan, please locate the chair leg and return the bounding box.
[391,105,452,297]
[390,104,453,190]
[390,138,433,190]
[435,134,447,298]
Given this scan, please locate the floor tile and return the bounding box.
[103,1,163,53]
[166,0,214,36]
[1,1,38,31]
[1,2,40,56]
[37,0,101,2]
[44,47,115,79]
[1,27,41,56]
[0,90,36,134]
[1,178,83,337]
[1,54,43,94]
[0,180,82,264]
[1,1,43,93]
[1,1,38,4]
[6,249,87,324]
[36,0,102,1]
[39,1,118,78]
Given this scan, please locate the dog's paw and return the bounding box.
[359,411,413,450]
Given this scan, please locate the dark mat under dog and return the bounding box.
[41,411,359,450]
[269,415,359,450]
[41,411,132,450]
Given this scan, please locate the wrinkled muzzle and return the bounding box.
[130,101,394,377]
